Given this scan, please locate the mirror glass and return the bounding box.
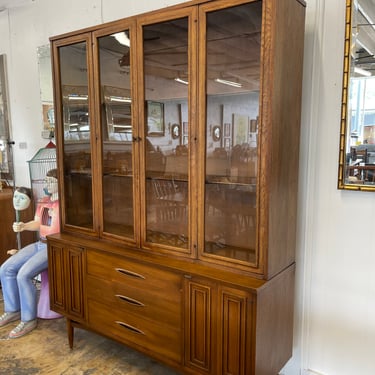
[0,54,13,186]
[37,45,55,136]
[339,0,375,190]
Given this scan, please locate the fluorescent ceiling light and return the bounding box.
[112,32,130,47]
[214,78,242,88]
[354,67,371,77]
[68,95,88,101]
[110,96,132,103]
[174,77,188,85]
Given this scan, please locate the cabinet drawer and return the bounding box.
[88,299,181,363]
[87,250,179,294]
[86,275,181,326]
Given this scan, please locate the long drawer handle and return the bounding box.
[115,321,145,335]
[115,268,145,280]
[115,294,145,307]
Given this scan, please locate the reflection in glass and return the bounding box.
[37,45,55,134]
[143,17,189,249]
[0,54,12,182]
[204,2,262,263]
[98,32,134,238]
[339,0,375,190]
[59,42,93,228]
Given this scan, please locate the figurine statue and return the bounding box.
[0,168,60,338]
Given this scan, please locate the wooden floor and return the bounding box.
[0,290,179,375]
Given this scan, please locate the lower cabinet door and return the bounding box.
[184,276,217,374]
[184,277,254,375]
[48,242,66,314]
[48,241,85,321]
[65,246,85,319]
[218,286,254,375]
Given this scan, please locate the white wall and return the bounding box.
[283,0,375,374]
[1,0,375,374]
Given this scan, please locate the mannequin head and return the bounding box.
[13,187,32,211]
[44,168,58,201]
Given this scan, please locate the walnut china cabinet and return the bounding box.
[48,0,305,374]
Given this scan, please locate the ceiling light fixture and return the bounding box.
[68,95,88,101]
[174,77,188,85]
[112,32,130,47]
[214,78,242,88]
[110,96,132,103]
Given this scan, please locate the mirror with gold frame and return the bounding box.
[339,0,375,191]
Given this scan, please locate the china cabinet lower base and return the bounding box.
[47,233,295,375]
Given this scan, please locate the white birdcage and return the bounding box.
[28,141,57,203]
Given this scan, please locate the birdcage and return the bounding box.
[28,141,57,203]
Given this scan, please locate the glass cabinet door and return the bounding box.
[55,37,94,230]
[200,1,262,265]
[95,26,136,241]
[140,11,194,252]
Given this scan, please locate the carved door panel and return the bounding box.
[184,277,254,375]
[218,286,253,375]
[184,277,217,374]
[48,242,85,320]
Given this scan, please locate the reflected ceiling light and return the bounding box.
[354,67,371,77]
[68,95,88,101]
[112,32,130,47]
[214,78,242,88]
[174,77,188,85]
[110,96,132,103]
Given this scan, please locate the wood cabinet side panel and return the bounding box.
[255,265,295,375]
[261,0,306,279]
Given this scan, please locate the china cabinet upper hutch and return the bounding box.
[47,0,306,374]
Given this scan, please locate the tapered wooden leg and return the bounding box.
[67,318,74,349]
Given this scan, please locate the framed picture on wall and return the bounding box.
[183,121,188,135]
[232,114,249,145]
[224,122,231,137]
[42,104,54,130]
[250,118,258,133]
[147,101,165,136]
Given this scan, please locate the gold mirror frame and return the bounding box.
[338,0,375,191]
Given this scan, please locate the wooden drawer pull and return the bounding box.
[115,268,145,279]
[115,294,145,307]
[115,321,145,335]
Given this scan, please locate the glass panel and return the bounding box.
[98,31,134,238]
[204,2,262,263]
[0,54,13,184]
[59,42,93,228]
[143,17,189,249]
